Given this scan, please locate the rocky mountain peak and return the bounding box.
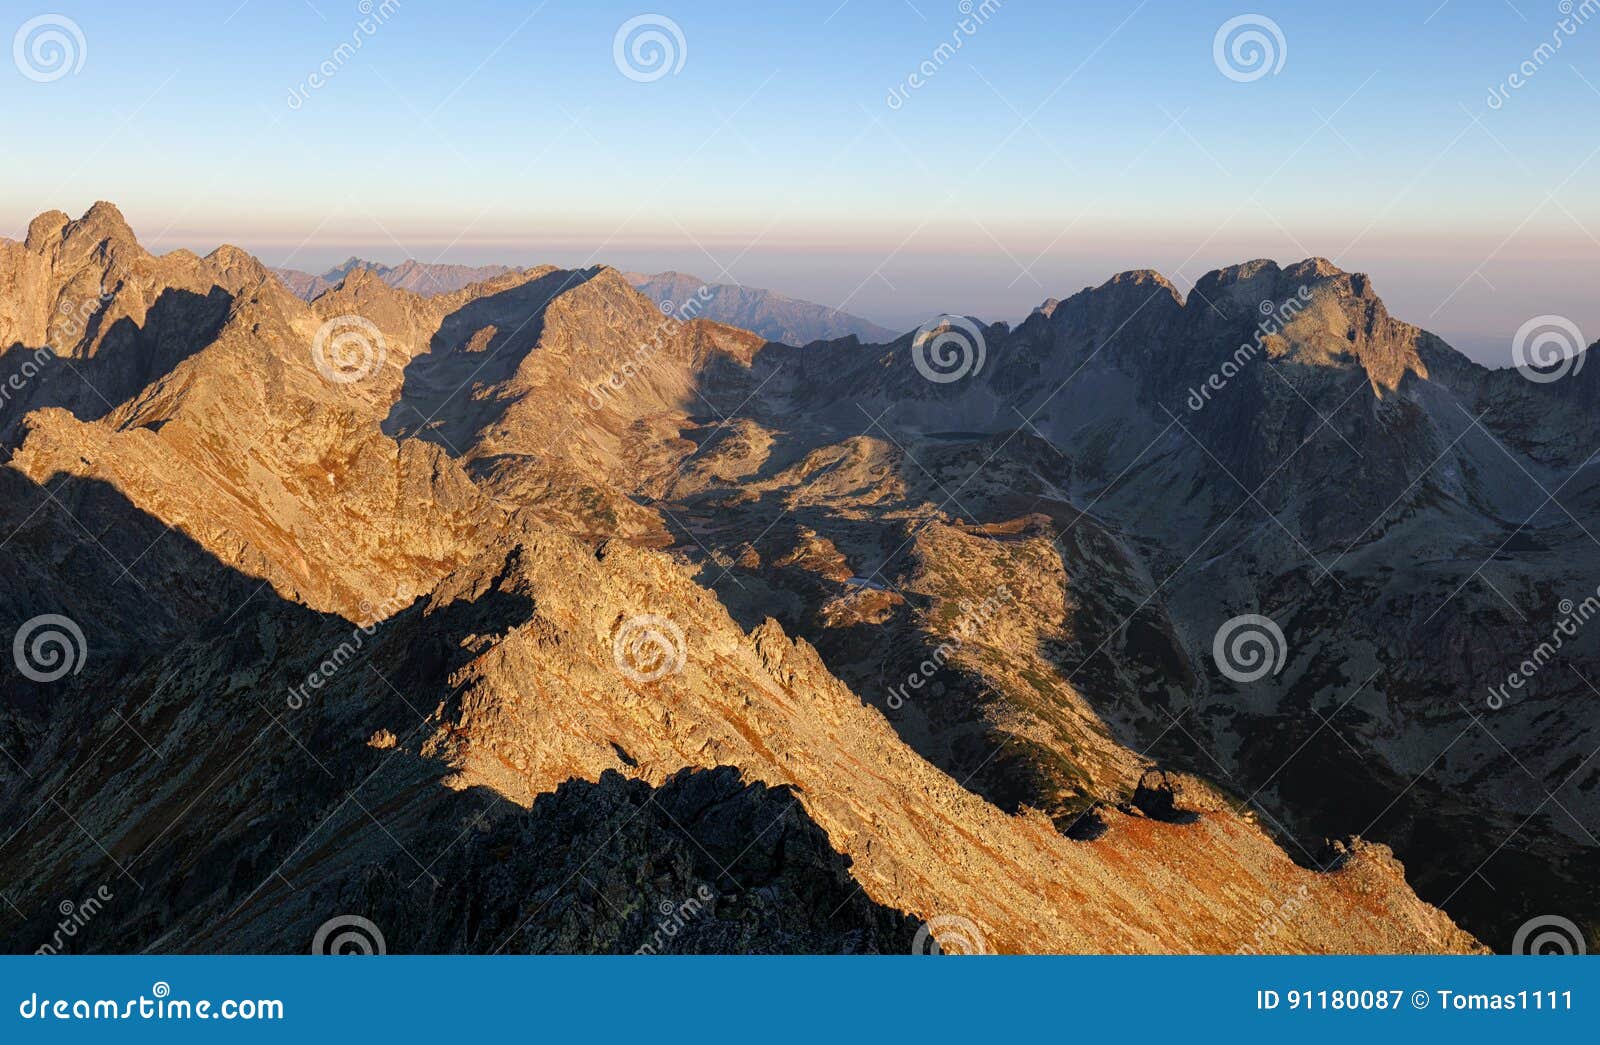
[1199,257,1283,288]
[328,255,370,278]
[1281,256,1347,282]
[1106,267,1179,292]
[1193,256,1363,309]
[1047,267,1183,314]
[334,264,385,291]
[1035,267,1186,351]
[66,200,137,248]
[24,209,71,251]
[203,243,268,286]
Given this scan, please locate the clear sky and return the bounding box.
[4,0,1598,364]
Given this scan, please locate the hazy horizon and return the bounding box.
[8,0,1599,366]
[3,201,1557,367]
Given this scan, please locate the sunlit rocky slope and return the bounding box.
[4,202,1591,953]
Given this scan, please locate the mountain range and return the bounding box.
[1,201,1595,954]
[272,258,894,347]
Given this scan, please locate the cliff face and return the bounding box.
[3,204,1564,954]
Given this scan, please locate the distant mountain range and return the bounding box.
[273,257,514,300]
[4,202,1597,955]
[623,270,897,346]
[272,259,896,347]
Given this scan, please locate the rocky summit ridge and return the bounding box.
[2,202,1594,954]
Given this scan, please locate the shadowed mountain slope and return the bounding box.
[8,203,1587,952]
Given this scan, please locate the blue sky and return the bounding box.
[4,0,1598,363]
